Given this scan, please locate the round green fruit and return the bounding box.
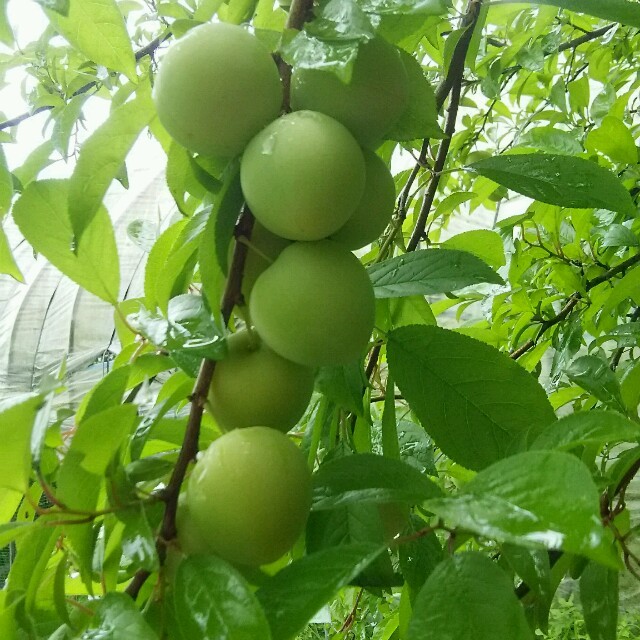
[249,240,376,367]
[240,111,366,241]
[153,22,282,158]
[331,149,396,250]
[208,329,315,432]
[237,222,291,299]
[183,427,312,567]
[291,38,409,148]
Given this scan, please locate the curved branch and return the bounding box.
[510,251,640,359]
[0,31,171,132]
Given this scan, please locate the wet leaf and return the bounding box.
[426,451,621,568]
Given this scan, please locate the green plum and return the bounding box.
[208,329,315,432]
[249,240,376,367]
[153,22,282,158]
[183,427,312,567]
[331,149,397,250]
[240,111,366,241]
[235,222,291,299]
[291,38,409,148]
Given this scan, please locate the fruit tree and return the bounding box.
[0,0,640,639]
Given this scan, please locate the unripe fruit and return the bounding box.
[183,427,312,566]
[331,149,396,250]
[236,222,291,299]
[250,240,376,367]
[208,329,315,432]
[240,111,366,241]
[153,22,283,158]
[291,38,409,148]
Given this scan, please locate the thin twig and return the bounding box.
[0,31,171,132]
[510,252,640,359]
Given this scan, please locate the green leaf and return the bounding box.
[441,229,506,269]
[212,166,244,276]
[306,0,376,42]
[52,94,89,156]
[518,126,583,156]
[68,89,154,243]
[531,410,640,451]
[281,32,361,82]
[0,521,36,549]
[306,505,399,588]
[67,405,138,475]
[45,0,136,79]
[0,224,23,281]
[0,145,12,218]
[256,544,384,640]
[524,0,640,28]
[0,0,14,45]
[127,295,226,361]
[315,362,365,417]
[407,553,531,640]
[368,249,503,298]
[76,366,131,425]
[387,325,556,470]
[34,0,69,15]
[501,543,552,605]
[6,526,60,614]
[580,561,618,640]
[312,453,442,509]
[118,508,159,573]
[85,593,157,639]
[426,451,620,568]
[600,224,640,248]
[388,49,445,141]
[398,520,444,594]
[566,355,626,412]
[469,153,636,216]
[0,395,41,492]
[13,180,120,303]
[173,555,271,640]
[586,116,638,165]
[359,0,450,16]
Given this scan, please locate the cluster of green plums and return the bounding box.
[153,20,408,568]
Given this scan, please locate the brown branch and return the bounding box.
[365,0,484,380]
[501,23,616,78]
[406,0,483,252]
[406,78,462,251]
[0,31,171,132]
[510,251,640,359]
[557,24,616,53]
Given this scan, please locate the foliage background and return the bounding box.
[0,0,639,638]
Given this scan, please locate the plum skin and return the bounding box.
[153,22,283,158]
[240,111,366,241]
[249,240,376,367]
[291,37,409,148]
[181,427,312,567]
[331,149,397,250]
[208,329,315,432]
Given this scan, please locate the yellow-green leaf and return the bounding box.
[13,180,120,304]
[46,0,136,80]
[68,87,154,243]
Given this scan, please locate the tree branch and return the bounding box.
[510,251,640,359]
[0,31,171,132]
